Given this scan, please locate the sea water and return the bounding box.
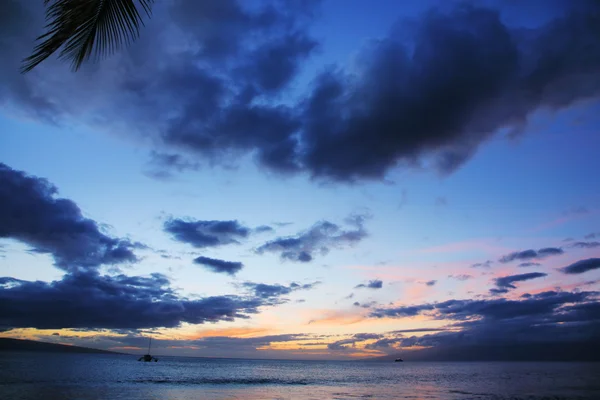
[1,352,599,399]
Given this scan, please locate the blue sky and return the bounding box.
[0,0,599,360]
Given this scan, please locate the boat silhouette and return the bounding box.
[138,337,158,362]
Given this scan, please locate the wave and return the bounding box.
[129,378,310,385]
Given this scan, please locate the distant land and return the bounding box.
[0,338,124,355]
[2,338,600,361]
[369,342,600,362]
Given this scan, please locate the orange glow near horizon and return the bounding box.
[188,326,275,339]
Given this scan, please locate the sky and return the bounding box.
[0,0,599,360]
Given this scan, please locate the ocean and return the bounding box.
[1,352,599,399]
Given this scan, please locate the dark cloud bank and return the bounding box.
[367,289,600,361]
[0,163,309,331]
[2,1,600,181]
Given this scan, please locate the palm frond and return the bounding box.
[21,0,154,73]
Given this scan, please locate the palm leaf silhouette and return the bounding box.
[21,0,153,73]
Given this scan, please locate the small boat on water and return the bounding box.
[138,338,158,362]
[394,358,403,362]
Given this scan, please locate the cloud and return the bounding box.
[560,258,600,275]
[241,281,319,299]
[498,247,564,263]
[193,256,244,276]
[3,2,600,182]
[352,301,377,309]
[518,262,541,267]
[355,279,383,289]
[471,260,493,268]
[448,274,472,281]
[492,272,547,294]
[256,213,368,262]
[584,233,598,240]
[144,151,201,180]
[0,271,282,330]
[327,333,382,351]
[425,280,437,286]
[0,0,318,171]
[296,2,600,181]
[370,291,600,357]
[164,218,251,248]
[254,225,274,233]
[371,290,596,321]
[571,241,600,249]
[0,163,138,272]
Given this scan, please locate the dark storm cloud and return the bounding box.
[571,241,600,249]
[3,2,600,182]
[256,213,368,262]
[492,272,547,294]
[0,271,278,330]
[241,281,319,299]
[137,0,318,175]
[0,0,317,173]
[498,247,564,263]
[297,3,600,181]
[193,256,244,276]
[355,279,383,289]
[0,163,138,272]
[164,218,250,248]
[560,258,600,274]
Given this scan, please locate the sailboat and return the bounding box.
[138,337,158,362]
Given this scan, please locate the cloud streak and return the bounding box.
[355,280,383,289]
[164,218,250,248]
[241,281,319,299]
[193,256,244,276]
[560,258,600,275]
[256,214,368,262]
[498,248,564,263]
[491,272,547,294]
